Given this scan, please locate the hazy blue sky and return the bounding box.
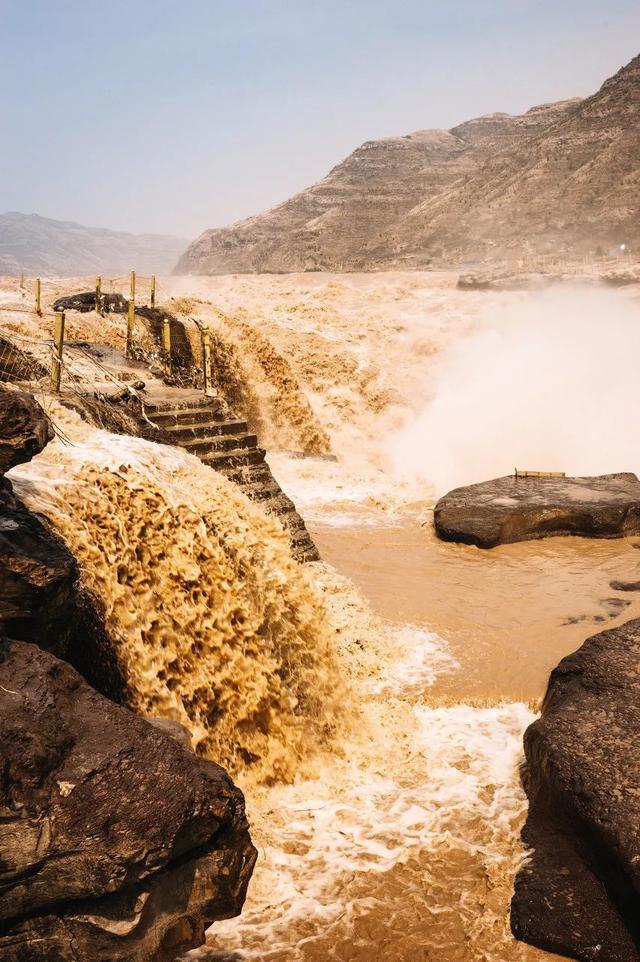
[1,0,638,239]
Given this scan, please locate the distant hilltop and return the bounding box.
[176,53,640,274]
[0,212,187,277]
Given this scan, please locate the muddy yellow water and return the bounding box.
[182,510,640,962]
[314,514,640,703]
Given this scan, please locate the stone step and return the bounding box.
[181,432,257,457]
[240,480,283,502]
[289,526,314,545]
[156,419,249,441]
[217,461,274,485]
[295,543,321,563]
[147,406,226,427]
[261,492,299,517]
[144,395,220,414]
[201,447,266,471]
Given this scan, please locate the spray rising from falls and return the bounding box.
[9,404,343,783]
[390,286,640,497]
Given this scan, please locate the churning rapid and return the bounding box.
[8,273,640,961]
[9,403,342,783]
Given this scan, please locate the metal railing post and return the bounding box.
[96,275,102,315]
[150,274,156,308]
[51,311,65,392]
[126,270,136,356]
[162,317,172,370]
[19,273,24,289]
[35,278,42,316]
[202,328,211,395]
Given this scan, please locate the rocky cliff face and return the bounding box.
[175,54,639,273]
[512,619,640,961]
[407,55,640,262]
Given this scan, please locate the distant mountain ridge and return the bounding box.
[0,212,187,277]
[176,53,640,273]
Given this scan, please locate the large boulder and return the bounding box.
[0,638,257,962]
[511,619,640,961]
[434,473,640,548]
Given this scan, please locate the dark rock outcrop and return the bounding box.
[610,580,640,591]
[434,473,640,548]
[0,388,53,475]
[511,619,640,961]
[0,389,75,651]
[0,388,125,696]
[53,291,129,313]
[0,638,257,962]
[0,386,258,958]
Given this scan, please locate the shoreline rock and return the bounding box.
[434,473,640,548]
[511,618,640,961]
[0,639,257,962]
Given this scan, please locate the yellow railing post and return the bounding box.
[162,317,171,369]
[126,270,136,356]
[202,328,211,395]
[96,275,102,315]
[35,278,42,316]
[150,274,156,308]
[19,273,24,289]
[51,311,65,393]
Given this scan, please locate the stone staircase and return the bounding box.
[142,393,319,563]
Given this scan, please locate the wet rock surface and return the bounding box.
[0,388,53,475]
[511,618,640,961]
[0,639,256,962]
[434,473,640,548]
[0,388,125,694]
[0,389,76,651]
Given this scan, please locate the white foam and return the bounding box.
[191,701,535,961]
[369,625,459,694]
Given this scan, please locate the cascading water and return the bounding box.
[8,273,640,961]
[9,403,343,783]
[173,297,332,455]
